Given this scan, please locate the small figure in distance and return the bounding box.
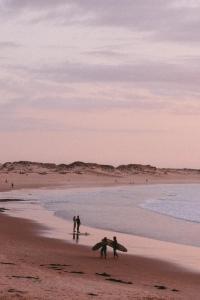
[113,236,118,258]
[100,237,108,259]
[11,182,14,188]
[76,216,81,233]
[73,216,76,232]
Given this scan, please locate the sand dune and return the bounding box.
[1,160,200,192]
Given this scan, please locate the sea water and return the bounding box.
[1,184,200,246]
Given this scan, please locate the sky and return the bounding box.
[1,0,200,168]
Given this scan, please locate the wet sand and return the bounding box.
[0,212,200,299]
[3,198,200,273]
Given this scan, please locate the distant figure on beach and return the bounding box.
[73,216,76,232]
[76,216,81,233]
[100,237,108,259]
[11,182,14,188]
[113,236,118,258]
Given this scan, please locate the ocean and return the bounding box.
[1,183,200,247]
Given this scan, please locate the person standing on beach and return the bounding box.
[113,236,118,258]
[73,216,76,232]
[100,237,108,259]
[76,216,81,233]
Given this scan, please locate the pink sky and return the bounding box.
[0,1,200,168]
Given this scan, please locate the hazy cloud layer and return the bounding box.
[2,0,200,43]
[0,41,21,48]
[0,0,200,166]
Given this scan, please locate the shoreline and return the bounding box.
[1,174,200,298]
[2,184,200,273]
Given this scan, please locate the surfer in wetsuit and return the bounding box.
[76,216,81,233]
[100,237,108,259]
[113,236,118,258]
[73,216,76,232]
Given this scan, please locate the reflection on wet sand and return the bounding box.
[73,232,79,244]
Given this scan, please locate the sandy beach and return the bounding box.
[0,166,200,299]
[1,212,200,300]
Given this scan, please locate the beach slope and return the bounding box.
[0,213,200,299]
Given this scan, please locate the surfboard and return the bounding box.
[92,240,127,252]
[107,239,127,252]
[92,242,103,251]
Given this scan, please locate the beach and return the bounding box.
[1,212,200,300]
[1,168,200,299]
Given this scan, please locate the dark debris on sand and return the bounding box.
[154,285,167,290]
[0,262,15,265]
[171,288,179,292]
[8,288,27,294]
[11,275,40,281]
[40,263,71,271]
[0,199,26,202]
[70,271,85,274]
[95,272,111,277]
[106,278,132,284]
[0,207,9,213]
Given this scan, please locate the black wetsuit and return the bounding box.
[100,239,107,259]
[113,239,118,257]
[73,217,76,232]
[76,217,81,233]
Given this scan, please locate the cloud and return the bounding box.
[2,57,200,115]
[0,112,65,132]
[8,60,200,90]
[84,50,124,58]
[3,1,200,43]
[0,41,21,49]
[2,0,66,11]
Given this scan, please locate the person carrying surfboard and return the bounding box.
[113,236,118,258]
[100,237,108,259]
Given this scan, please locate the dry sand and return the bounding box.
[0,170,200,299]
[1,169,200,192]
